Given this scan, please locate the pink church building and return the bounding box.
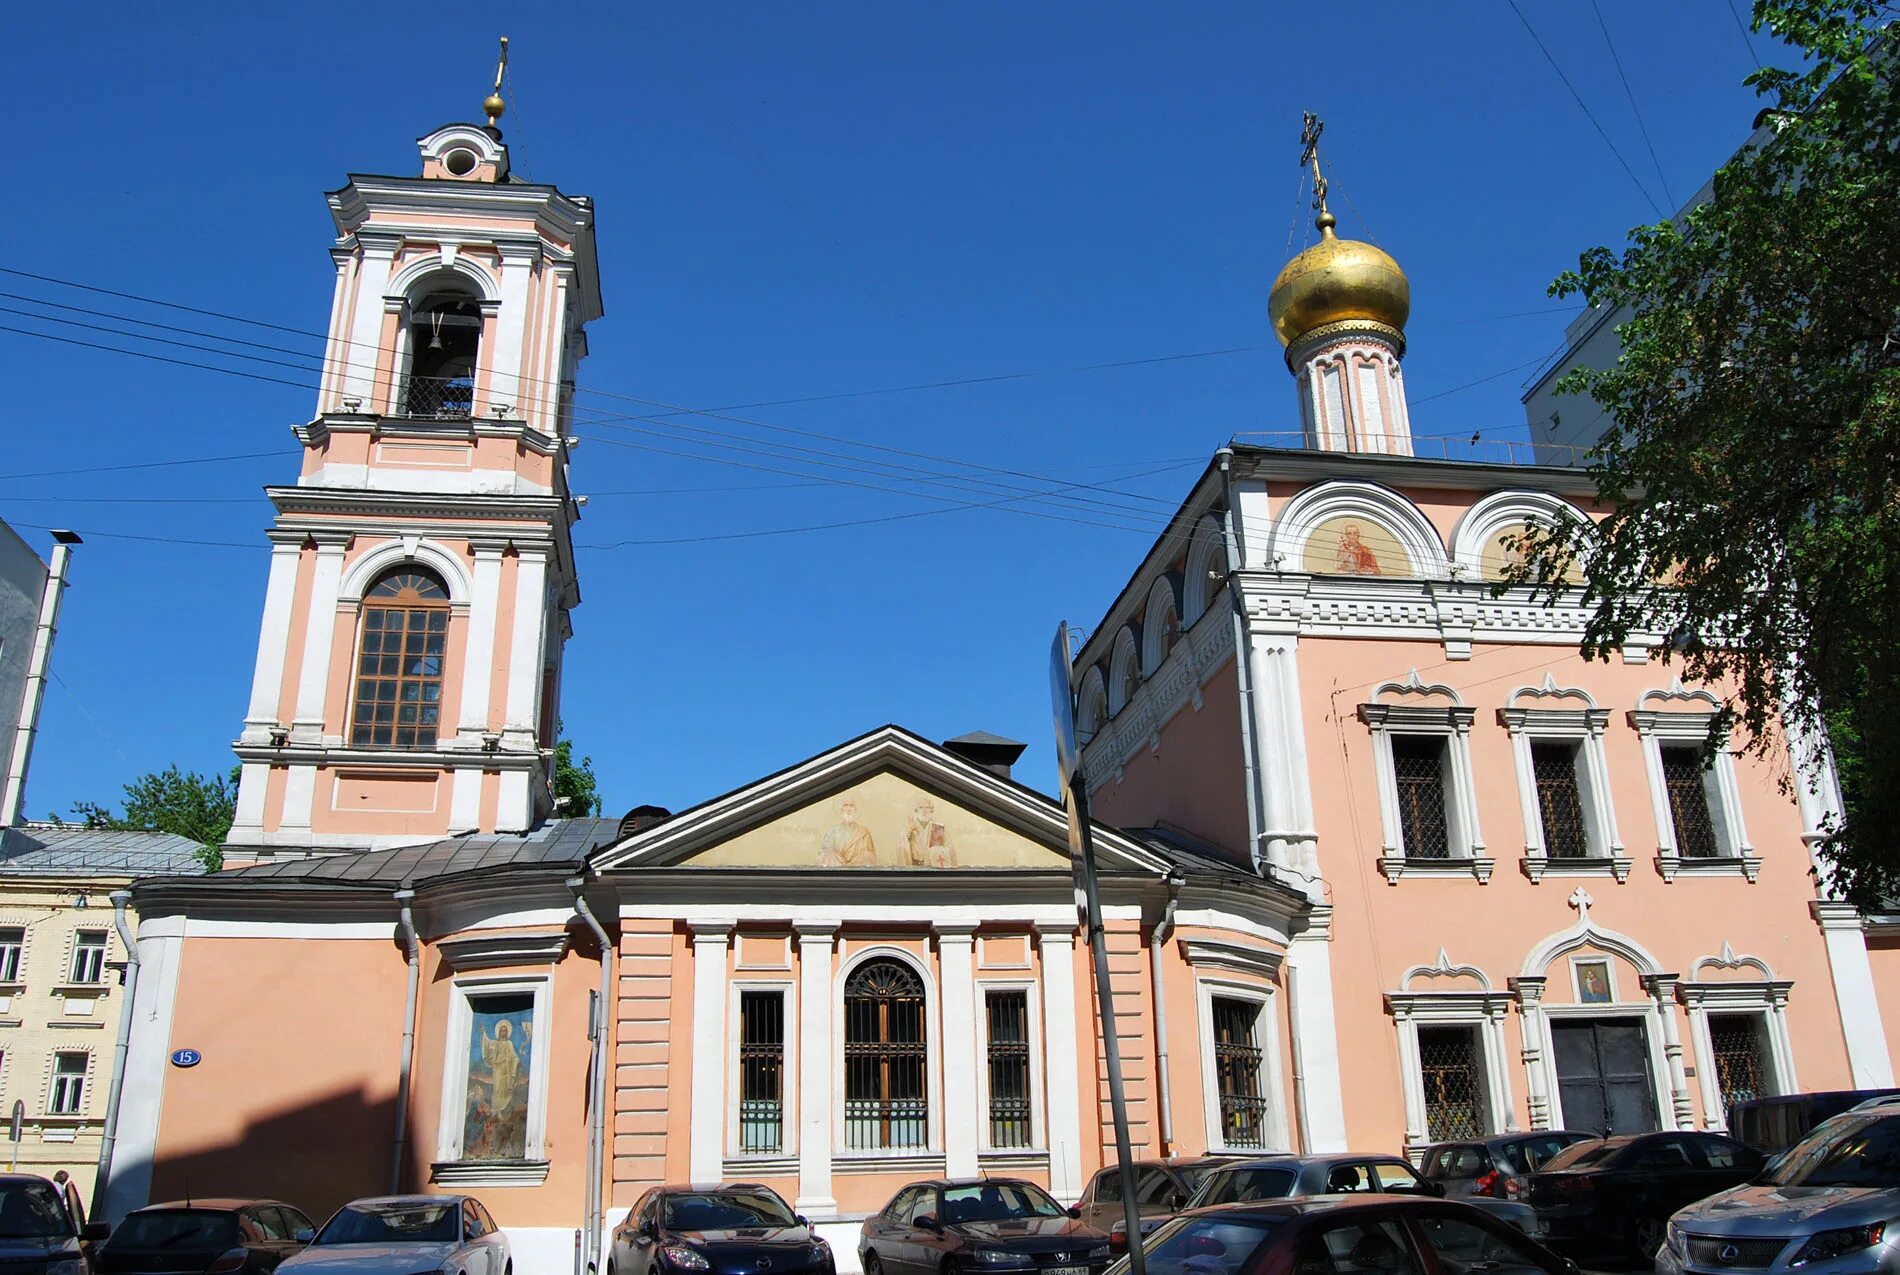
[103,99,1900,1275]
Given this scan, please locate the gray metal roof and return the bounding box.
[1124,826,1258,878]
[214,817,619,887]
[0,824,209,876]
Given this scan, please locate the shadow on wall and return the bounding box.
[143,1084,397,1222]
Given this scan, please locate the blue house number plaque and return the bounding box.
[169,1049,202,1068]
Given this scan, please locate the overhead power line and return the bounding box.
[1590,0,1676,209]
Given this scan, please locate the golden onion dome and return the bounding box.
[1268,209,1410,353]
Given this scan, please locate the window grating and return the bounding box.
[844,959,928,1149]
[1391,735,1451,859]
[1709,1013,1769,1109]
[1417,1024,1483,1142]
[1211,997,1270,1149]
[1532,741,1590,859]
[985,990,1032,1149]
[1662,745,1721,858]
[351,569,450,749]
[738,990,785,1153]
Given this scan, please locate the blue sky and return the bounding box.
[5,2,1777,820]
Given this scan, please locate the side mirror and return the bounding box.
[1066,1207,1082,1220]
[293,1229,315,1245]
[82,1223,110,1243]
[795,1216,811,1229]
[915,1214,942,1232]
[1426,1181,1446,1198]
[1168,1192,1188,1211]
[639,1219,659,1240]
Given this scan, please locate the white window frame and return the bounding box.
[1386,953,1517,1158]
[727,978,797,1162]
[1500,681,1629,882]
[0,924,26,985]
[1629,689,1758,882]
[975,979,1045,1156]
[834,946,942,1160]
[68,930,108,985]
[1194,977,1291,1155]
[1678,947,1796,1130]
[1360,682,1489,882]
[47,1050,90,1116]
[434,975,554,1169]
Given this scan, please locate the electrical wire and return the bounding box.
[1590,0,1676,209]
[1726,0,1765,71]
[0,451,288,482]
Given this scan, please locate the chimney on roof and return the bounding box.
[617,804,672,839]
[942,731,1027,781]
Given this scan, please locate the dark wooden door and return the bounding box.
[1552,1018,1660,1136]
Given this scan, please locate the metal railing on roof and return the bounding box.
[1227,431,1596,468]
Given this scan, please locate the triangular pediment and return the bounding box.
[589,726,1166,875]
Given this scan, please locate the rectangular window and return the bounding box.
[1416,1025,1484,1142]
[49,1053,85,1115]
[1210,997,1270,1150]
[350,605,449,748]
[0,928,22,982]
[985,990,1032,1149]
[1708,1013,1770,1109]
[1531,741,1591,859]
[1661,745,1722,858]
[69,931,106,984]
[738,990,785,1154]
[1391,736,1451,859]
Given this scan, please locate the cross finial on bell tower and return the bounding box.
[483,36,509,129]
[1299,111,1333,229]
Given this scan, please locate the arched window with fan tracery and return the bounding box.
[843,957,928,1150]
[350,567,451,748]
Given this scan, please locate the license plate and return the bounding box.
[1048,1266,1088,1275]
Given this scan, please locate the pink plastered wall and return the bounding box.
[1089,659,1249,856]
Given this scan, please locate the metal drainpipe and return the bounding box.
[1148,873,1183,1153]
[1286,965,1311,1153]
[569,878,612,1275]
[3,532,80,826]
[90,889,139,1220]
[1215,451,1268,877]
[391,889,420,1194]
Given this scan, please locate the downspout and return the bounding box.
[90,889,139,1220]
[1148,873,1183,1154]
[1286,964,1312,1153]
[390,889,420,1194]
[1215,452,1266,876]
[569,878,612,1275]
[4,531,80,826]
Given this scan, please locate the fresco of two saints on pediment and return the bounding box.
[818,794,955,868]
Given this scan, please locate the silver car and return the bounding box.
[1658,1110,1900,1274]
[1185,1152,1545,1236]
[281,1196,511,1275]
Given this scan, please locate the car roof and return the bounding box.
[653,1183,784,1195]
[1181,1195,1471,1221]
[339,1196,466,1209]
[1427,1131,1589,1149]
[140,1200,279,1213]
[1215,1152,1408,1169]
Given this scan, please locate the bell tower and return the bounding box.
[228,55,603,851]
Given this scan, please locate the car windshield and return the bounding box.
[0,1182,74,1241]
[109,1211,238,1249]
[939,1183,1066,1224]
[1762,1114,1900,1189]
[663,1192,797,1231]
[1540,1139,1625,1172]
[1137,1216,1283,1275]
[315,1203,458,1245]
[1501,1135,1585,1175]
[1191,1168,1298,1206]
[1175,1163,1226,1193]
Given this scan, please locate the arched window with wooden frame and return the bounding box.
[350,567,451,749]
[843,957,928,1150]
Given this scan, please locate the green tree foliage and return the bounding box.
[1513,1,1900,905]
[552,728,602,818]
[72,765,237,872]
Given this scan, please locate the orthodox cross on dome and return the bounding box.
[1299,111,1332,219]
[483,36,510,128]
[1568,886,1595,921]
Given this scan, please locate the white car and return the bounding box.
[280,1196,510,1275]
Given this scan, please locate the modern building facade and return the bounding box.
[0,521,79,827]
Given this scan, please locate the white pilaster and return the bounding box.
[1683,1000,1722,1128]
[1036,925,1084,1202]
[1246,632,1319,886]
[241,540,304,742]
[503,548,550,741]
[795,923,838,1214]
[106,924,185,1221]
[689,921,735,1183]
[1284,909,1347,1151]
[1481,1007,1519,1132]
[937,924,980,1179]
[277,764,319,838]
[290,537,349,742]
[337,244,396,409]
[1812,902,1897,1087]
[1392,1013,1427,1149]
[1644,974,1695,1129]
[1512,978,1553,1129]
[230,761,271,842]
[457,543,507,736]
[448,767,483,834]
[488,244,537,415]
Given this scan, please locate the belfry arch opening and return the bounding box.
[401,282,483,418]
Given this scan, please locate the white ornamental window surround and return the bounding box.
[835,947,942,1159]
[1677,944,1797,1131]
[727,978,797,1162]
[1183,938,1291,1155]
[0,922,28,985]
[1267,480,1453,582]
[1449,490,1596,584]
[1358,672,1490,884]
[434,975,554,1182]
[1182,515,1228,631]
[1499,677,1630,883]
[1107,627,1141,719]
[67,929,109,986]
[1385,950,1518,1157]
[1074,667,1108,746]
[975,979,1046,1156]
[1141,576,1183,677]
[46,1049,92,1117]
[1628,681,1759,883]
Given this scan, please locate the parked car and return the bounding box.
[0,1172,106,1275]
[860,1178,1111,1275]
[1659,1108,1900,1274]
[608,1183,832,1275]
[98,1201,317,1275]
[1419,1133,1594,1201]
[1527,1131,1765,1263]
[1073,1157,1236,1252]
[279,1196,507,1275]
[1727,1089,1900,1155]
[1185,1152,1542,1235]
[1102,1196,1582,1275]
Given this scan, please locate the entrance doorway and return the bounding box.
[1551,1018,1659,1136]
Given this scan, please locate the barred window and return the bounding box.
[350,568,450,749]
[1211,997,1270,1150]
[1417,1025,1484,1142]
[985,990,1032,1149]
[1532,741,1591,859]
[844,959,928,1150]
[1709,1013,1770,1109]
[738,990,785,1153]
[1661,745,1721,859]
[1391,736,1451,859]
[69,931,106,985]
[0,928,22,983]
[49,1053,85,1115]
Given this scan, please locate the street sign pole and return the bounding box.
[9,1099,22,1172]
[1049,624,1147,1275]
